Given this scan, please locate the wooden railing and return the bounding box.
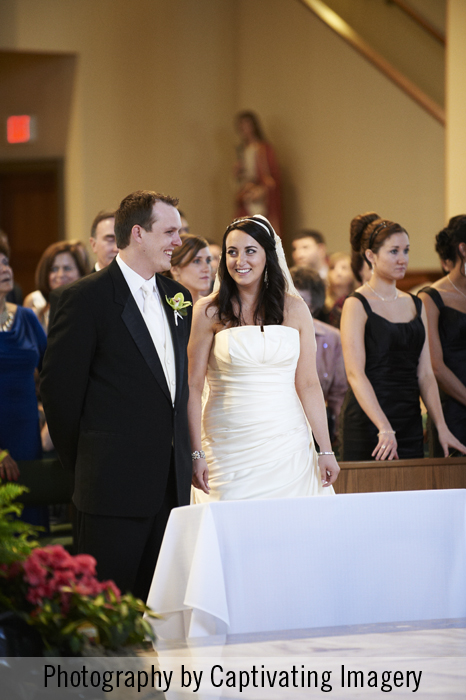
[334,456,466,494]
[388,0,445,46]
[297,0,445,125]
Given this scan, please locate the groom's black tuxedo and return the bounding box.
[41,258,192,597]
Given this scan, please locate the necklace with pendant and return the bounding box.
[365,281,398,302]
[448,275,466,300]
[0,307,14,331]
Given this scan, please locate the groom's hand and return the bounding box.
[192,458,210,494]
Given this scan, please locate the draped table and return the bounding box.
[146,490,466,639]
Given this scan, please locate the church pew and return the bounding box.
[334,456,466,494]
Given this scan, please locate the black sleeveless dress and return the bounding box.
[340,292,425,460]
[419,287,466,456]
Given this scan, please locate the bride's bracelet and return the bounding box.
[191,450,206,461]
[377,430,396,436]
[317,451,334,456]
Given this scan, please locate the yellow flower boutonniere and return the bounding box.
[165,293,192,326]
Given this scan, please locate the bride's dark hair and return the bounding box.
[209,217,286,327]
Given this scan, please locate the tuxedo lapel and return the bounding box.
[109,261,171,403]
[156,275,186,407]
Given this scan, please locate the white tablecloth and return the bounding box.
[146,490,466,639]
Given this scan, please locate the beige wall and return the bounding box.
[0,0,236,244]
[318,0,445,106]
[237,0,445,266]
[446,0,466,219]
[0,0,445,268]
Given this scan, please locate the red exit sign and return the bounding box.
[7,115,37,143]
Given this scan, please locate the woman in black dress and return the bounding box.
[419,216,466,455]
[339,212,465,461]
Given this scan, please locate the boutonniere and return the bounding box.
[165,293,192,326]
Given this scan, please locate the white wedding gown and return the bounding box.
[192,325,334,502]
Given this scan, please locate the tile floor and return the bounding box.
[147,618,466,699]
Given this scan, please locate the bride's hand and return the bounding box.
[192,458,210,494]
[318,455,340,487]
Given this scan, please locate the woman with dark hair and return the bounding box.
[164,234,212,304]
[290,266,347,445]
[188,215,339,502]
[322,252,355,328]
[434,219,457,275]
[24,240,89,332]
[234,111,282,235]
[0,238,48,527]
[339,212,465,462]
[418,216,466,455]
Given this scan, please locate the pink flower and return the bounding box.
[73,554,97,576]
[73,582,95,597]
[50,569,76,591]
[31,548,52,565]
[26,587,43,606]
[43,545,73,569]
[101,580,121,601]
[72,574,101,596]
[23,558,46,586]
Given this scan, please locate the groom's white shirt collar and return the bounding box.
[116,254,160,312]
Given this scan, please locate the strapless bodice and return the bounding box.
[207,325,299,387]
[193,324,333,502]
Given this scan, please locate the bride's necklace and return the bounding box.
[0,305,14,332]
[448,275,466,300]
[365,281,398,302]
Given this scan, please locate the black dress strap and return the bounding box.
[408,292,423,317]
[418,286,444,311]
[351,291,373,315]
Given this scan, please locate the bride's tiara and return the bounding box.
[228,216,274,239]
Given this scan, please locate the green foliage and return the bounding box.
[0,483,159,656]
[0,482,40,567]
[35,589,157,656]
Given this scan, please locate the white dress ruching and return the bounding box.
[192,325,334,502]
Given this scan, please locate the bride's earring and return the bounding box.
[264,266,269,287]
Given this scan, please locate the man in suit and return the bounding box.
[41,191,193,601]
[89,210,118,271]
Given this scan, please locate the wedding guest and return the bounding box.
[322,252,355,328]
[339,212,466,461]
[89,211,118,271]
[165,234,212,305]
[41,191,192,601]
[291,230,328,280]
[418,216,466,455]
[206,239,221,277]
[206,239,222,293]
[24,241,90,332]
[0,238,48,529]
[188,214,339,503]
[234,111,282,235]
[0,230,23,305]
[178,210,190,235]
[290,266,347,443]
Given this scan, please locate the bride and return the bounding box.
[188,215,339,502]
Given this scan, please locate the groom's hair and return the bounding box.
[211,217,286,327]
[114,190,179,249]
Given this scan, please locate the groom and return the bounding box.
[41,191,193,601]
